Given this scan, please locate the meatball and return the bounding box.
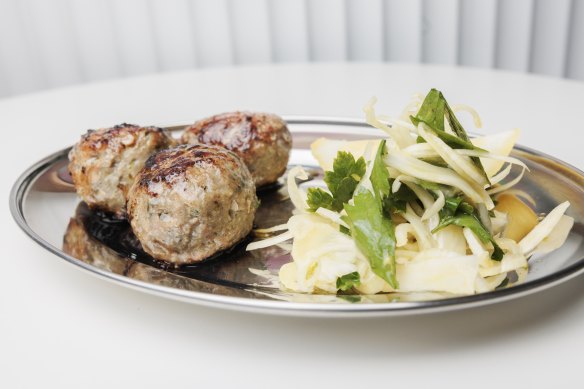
[127,144,258,265]
[181,112,292,187]
[68,123,175,217]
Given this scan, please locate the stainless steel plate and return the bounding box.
[10,117,584,317]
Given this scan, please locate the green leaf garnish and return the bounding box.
[336,271,361,291]
[344,191,398,289]
[496,277,509,290]
[411,88,490,184]
[441,196,474,218]
[432,214,504,260]
[411,88,446,131]
[383,180,417,213]
[306,187,334,212]
[339,224,351,236]
[369,140,391,204]
[307,151,366,212]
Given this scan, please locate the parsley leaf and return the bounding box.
[307,151,366,212]
[336,271,361,291]
[345,190,398,289]
[324,151,366,209]
[306,188,334,212]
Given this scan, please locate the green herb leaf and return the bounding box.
[339,224,351,236]
[344,191,398,288]
[370,140,391,205]
[338,295,361,303]
[495,277,509,290]
[383,180,417,213]
[432,214,504,260]
[410,88,446,131]
[336,271,361,291]
[325,151,366,195]
[411,88,490,183]
[306,187,334,212]
[441,196,474,218]
[308,151,366,212]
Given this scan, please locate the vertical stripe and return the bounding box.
[306,0,347,61]
[109,0,159,76]
[267,0,309,62]
[459,0,498,68]
[149,0,197,71]
[383,0,422,62]
[495,0,534,72]
[20,0,84,88]
[346,0,383,61]
[530,0,572,77]
[228,0,272,64]
[421,0,460,65]
[0,0,46,95]
[190,0,234,67]
[68,0,123,82]
[566,0,584,80]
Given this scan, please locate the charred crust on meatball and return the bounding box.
[182,112,287,152]
[126,143,258,265]
[78,124,170,152]
[181,112,292,187]
[137,144,247,195]
[68,123,176,217]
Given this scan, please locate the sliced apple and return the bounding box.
[311,137,381,171]
[495,193,538,241]
[471,129,520,178]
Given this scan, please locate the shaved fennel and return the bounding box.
[247,89,572,297]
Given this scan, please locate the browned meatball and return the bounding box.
[68,124,175,217]
[126,144,258,265]
[181,112,292,187]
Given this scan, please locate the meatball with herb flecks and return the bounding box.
[68,123,176,217]
[126,144,258,265]
[181,112,292,187]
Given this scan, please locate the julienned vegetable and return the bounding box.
[247,89,574,296]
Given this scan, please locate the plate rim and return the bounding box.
[9,116,584,317]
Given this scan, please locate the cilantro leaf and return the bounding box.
[307,188,334,212]
[432,214,504,260]
[344,191,398,289]
[336,271,361,291]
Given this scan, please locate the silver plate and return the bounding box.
[9,117,584,317]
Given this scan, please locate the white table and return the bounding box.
[2,63,583,388]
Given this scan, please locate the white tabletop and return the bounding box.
[2,63,583,388]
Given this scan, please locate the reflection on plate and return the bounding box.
[10,118,584,316]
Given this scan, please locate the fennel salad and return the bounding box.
[247,89,573,296]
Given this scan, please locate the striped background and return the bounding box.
[0,0,582,98]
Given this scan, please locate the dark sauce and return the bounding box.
[70,168,315,284]
[76,203,252,278]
